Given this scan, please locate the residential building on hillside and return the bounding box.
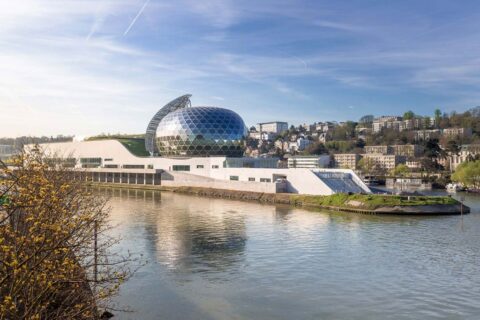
[391,144,423,157]
[256,122,288,134]
[332,153,361,170]
[365,144,423,157]
[443,127,472,139]
[372,116,402,132]
[363,154,406,170]
[413,129,441,141]
[315,122,337,132]
[440,144,480,170]
[365,145,391,155]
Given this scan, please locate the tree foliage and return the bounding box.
[0,151,133,319]
[452,160,480,189]
[390,164,410,177]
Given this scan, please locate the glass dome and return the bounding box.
[156,106,247,157]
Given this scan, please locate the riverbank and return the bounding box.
[91,182,470,215]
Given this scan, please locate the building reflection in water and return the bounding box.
[101,187,249,275]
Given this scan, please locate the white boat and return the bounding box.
[446,183,465,193]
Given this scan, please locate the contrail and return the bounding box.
[124,0,151,36]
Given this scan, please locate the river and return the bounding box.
[103,188,480,320]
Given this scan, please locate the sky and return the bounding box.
[1,0,480,137]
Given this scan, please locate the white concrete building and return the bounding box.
[33,140,371,196]
[255,122,288,134]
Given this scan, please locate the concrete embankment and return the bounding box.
[91,183,470,215]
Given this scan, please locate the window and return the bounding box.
[260,178,272,183]
[248,177,255,182]
[80,157,101,168]
[173,165,190,171]
[230,176,239,181]
[196,165,204,169]
[104,164,118,168]
[123,165,145,169]
[104,158,113,162]
[212,165,219,169]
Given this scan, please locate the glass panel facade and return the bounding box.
[173,165,190,171]
[156,107,247,157]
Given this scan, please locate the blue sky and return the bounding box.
[1,0,480,137]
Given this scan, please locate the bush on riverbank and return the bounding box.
[0,151,133,319]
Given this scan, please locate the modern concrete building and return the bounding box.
[33,95,371,196]
[332,153,361,170]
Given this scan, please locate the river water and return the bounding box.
[104,188,480,320]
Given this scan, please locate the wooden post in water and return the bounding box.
[94,220,98,288]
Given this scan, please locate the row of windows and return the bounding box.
[123,165,145,169]
[229,176,272,183]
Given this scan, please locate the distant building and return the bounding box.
[0,144,15,160]
[443,127,472,139]
[372,116,402,133]
[363,154,406,170]
[315,122,337,132]
[413,129,441,141]
[288,155,331,169]
[440,144,480,170]
[365,145,391,155]
[364,144,423,158]
[256,122,288,134]
[296,137,312,151]
[332,153,361,170]
[391,144,423,157]
[406,160,422,170]
[373,116,433,133]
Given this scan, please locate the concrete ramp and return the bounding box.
[314,172,368,194]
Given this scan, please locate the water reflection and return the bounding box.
[94,187,480,320]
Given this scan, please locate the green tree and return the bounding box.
[303,142,327,155]
[403,110,415,120]
[390,164,410,177]
[452,160,480,189]
[434,108,442,128]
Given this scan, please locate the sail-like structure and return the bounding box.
[145,94,192,156]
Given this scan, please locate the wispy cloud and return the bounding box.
[1,0,480,135]
[124,0,151,36]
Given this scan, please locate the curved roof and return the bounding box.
[145,94,191,156]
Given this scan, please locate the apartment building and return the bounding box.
[365,145,391,155]
[413,129,441,141]
[332,153,361,170]
[363,154,406,170]
[443,127,472,139]
[391,144,423,157]
[256,122,289,134]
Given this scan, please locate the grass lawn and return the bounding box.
[117,138,149,157]
[291,193,459,210]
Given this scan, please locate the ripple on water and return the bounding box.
[104,189,480,320]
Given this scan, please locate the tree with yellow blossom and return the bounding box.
[0,150,133,319]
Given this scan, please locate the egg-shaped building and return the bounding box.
[156,106,247,157]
